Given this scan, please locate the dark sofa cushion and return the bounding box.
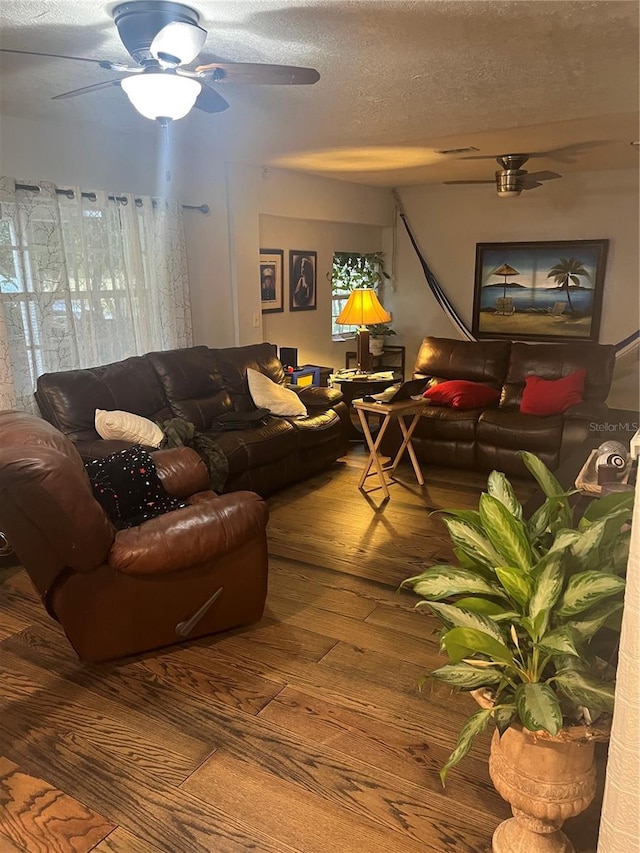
[413,405,483,442]
[36,356,171,443]
[210,418,296,479]
[211,342,285,412]
[414,337,511,388]
[501,341,616,408]
[147,346,233,429]
[477,409,563,453]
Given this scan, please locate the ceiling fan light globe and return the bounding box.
[497,189,522,199]
[150,21,207,66]
[121,72,201,120]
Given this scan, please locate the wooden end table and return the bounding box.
[352,398,427,499]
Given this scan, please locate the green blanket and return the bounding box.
[158,418,229,493]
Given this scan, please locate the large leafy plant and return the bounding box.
[402,452,633,783]
[330,251,390,293]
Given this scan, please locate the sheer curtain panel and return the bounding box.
[0,177,192,411]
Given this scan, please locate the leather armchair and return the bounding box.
[0,410,269,662]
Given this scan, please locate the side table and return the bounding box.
[352,398,427,499]
[330,375,402,440]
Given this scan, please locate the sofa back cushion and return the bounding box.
[501,341,616,408]
[147,346,232,430]
[414,337,511,388]
[36,356,171,442]
[211,343,285,412]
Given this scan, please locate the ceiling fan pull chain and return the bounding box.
[161,118,171,183]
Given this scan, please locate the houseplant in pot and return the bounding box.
[401,451,633,853]
[366,322,396,356]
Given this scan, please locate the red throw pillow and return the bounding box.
[424,380,500,410]
[520,370,586,416]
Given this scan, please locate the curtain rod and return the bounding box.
[13,183,209,214]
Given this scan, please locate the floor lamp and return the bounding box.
[336,289,391,373]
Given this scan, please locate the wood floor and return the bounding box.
[0,449,604,853]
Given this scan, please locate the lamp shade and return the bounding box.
[121,73,201,121]
[336,288,391,326]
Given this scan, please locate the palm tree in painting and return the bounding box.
[546,257,590,314]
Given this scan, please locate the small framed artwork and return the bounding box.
[289,250,317,311]
[472,240,609,342]
[260,249,284,314]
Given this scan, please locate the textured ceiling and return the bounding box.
[0,0,638,186]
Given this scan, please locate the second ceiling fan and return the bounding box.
[445,154,562,198]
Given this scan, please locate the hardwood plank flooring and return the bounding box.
[0,451,605,852]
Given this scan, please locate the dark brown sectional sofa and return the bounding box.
[35,342,349,496]
[380,336,618,476]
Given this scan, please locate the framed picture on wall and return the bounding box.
[472,240,609,342]
[289,250,317,312]
[260,249,284,314]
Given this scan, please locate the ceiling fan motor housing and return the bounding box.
[495,169,527,197]
[112,1,200,65]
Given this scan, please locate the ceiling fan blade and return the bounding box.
[0,47,141,73]
[525,170,562,182]
[444,180,496,185]
[195,62,320,85]
[522,182,543,191]
[151,21,207,67]
[52,79,123,101]
[0,47,107,65]
[193,84,229,113]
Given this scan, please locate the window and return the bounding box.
[0,183,191,412]
[330,251,387,340]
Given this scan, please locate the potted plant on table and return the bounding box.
[366,323,397,356]
[401,452,633,853]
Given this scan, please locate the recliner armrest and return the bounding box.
[291,385,343,408]
[152,447,211,498]
[564,403,610,421]
[109,491,268,576]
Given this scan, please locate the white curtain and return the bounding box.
[0,177,192,412]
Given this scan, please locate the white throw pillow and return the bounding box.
[95,409,164,448]
[246,368,308,418]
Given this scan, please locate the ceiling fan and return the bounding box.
[0,0,320,123]
[444,154,562,198]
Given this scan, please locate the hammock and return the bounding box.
[392,189,639,358]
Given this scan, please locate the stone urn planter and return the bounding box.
[472,688,608,853]
[489,724,597,853]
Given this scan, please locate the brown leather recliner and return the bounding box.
[0,410,269,662]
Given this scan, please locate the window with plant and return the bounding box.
[330,251,389,340]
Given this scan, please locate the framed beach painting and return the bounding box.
[260,249,284,314]
[472,240,608,342]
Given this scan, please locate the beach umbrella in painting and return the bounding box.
[493,263,519,299]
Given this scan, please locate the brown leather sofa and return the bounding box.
[0,410,269,662]
[380,336,617,476]
[35,342,349,496]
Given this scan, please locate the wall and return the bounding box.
[260,214,384,369]
[0,116,395,355]
[225,165,394,349]
[390,170,639,409]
